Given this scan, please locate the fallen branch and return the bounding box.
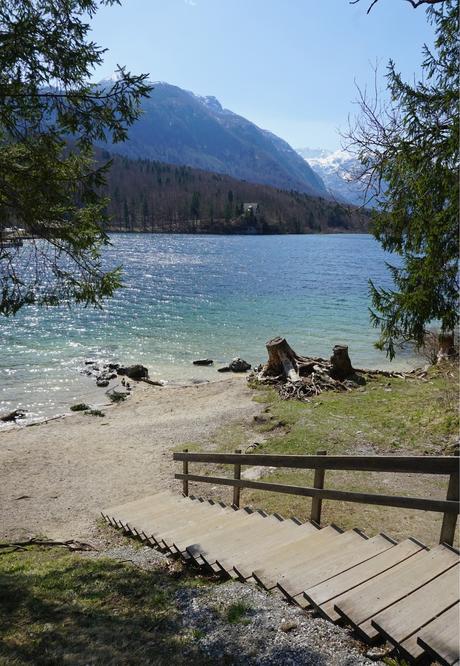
[0,538,98,553]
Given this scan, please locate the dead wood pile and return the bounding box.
[249,336,410,402]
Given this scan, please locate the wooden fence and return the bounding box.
[173,451,460,546]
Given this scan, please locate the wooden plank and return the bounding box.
[252,528,356,590]
[417,603,460,666]
[102,490,177,516]
[217,522,319,576]
[107,493,197,526]
[277,534,395,600]
[158,506,258,549]
[440,471,460,546]
[173,452,459,475]
[234,525,342,580]
[172,511,268,555]
[115,499,197,529]
[195,515,294,567]
[125,500,235,540]
[213,520,314,574]
[371,566,459,649]
[305,538,425,622]
[175,473,460,514]
[335,545,459,643]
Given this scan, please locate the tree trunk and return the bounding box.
[437,332,456,362]
[329,345,354,380]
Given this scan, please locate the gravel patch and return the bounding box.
[89,542,386,666]
[175,581,383,666]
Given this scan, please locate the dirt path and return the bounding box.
[0,378,262,542]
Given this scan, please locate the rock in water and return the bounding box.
[0,409,26,422]
[217,366,231,373]
[229,358,251,372]
[124,364,149,380]
[193,359,213,366]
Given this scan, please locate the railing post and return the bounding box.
[232,449,242,508]
[439,470,459,545]
[182,448,189,497]
[310,449,327,526]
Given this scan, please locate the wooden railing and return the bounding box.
[173,451,460,546]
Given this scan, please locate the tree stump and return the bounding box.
[329,345,354,380]
[437,333,456,362]
[264,337,301,381]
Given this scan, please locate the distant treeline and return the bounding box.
[102,151,370,234]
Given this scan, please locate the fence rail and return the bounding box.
[173,451,460,546]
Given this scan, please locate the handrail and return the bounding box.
[172,451,460,545]
[173,452,459,475]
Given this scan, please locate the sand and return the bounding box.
[0,377,262,542]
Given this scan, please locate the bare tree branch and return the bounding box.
[350,0,445,14]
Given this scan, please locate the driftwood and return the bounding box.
[252,336,409,402]
[0,537,97,554]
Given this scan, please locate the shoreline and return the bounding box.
[0,376,263,542]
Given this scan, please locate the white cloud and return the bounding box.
[184,0,197,5]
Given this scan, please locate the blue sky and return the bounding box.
[90,0,434,151]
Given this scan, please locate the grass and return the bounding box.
[185,363,459,546]
[70,403,90,412]
[85,409,105,417]
[108,391,127,403]
[225,601,253,625]
[0,545,213,666]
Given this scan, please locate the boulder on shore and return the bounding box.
[117,364,149,380]
[229,357,251,372]
[193,359,213,366]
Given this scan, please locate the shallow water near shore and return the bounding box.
[0,233,420,424]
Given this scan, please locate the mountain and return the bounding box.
[101,151,370,235]
[297,147,369,207]
[98,80,328,198]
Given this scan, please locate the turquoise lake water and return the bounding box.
[0,233,419,423]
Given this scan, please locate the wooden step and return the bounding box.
[201,516,303,567]
[173,510,266,557]
[416,602,460,666]
[252,527,349,590]
[371,566,459,661]
[159,505,255,550]
[134,502,243,547]
[105,493,197,529]
[276,530,376,600]
[216,521,319,575]
[277,533,395,601]
[303,537,425,622]
[192,514,291,567]
[334,544,459,643]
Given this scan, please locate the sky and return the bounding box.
[90,0,435,151]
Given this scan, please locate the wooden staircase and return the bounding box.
[103,491,460,665]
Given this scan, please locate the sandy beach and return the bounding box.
[0,377,262,542]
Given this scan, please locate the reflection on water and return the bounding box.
[0,233,418,423]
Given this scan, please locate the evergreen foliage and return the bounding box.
[0,0,152,315]
[348,0,459,358]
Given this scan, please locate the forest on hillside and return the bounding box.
[102,152,370,234]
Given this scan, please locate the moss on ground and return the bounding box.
[0,546,212,666]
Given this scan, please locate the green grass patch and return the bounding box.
[85,409,105,417]
[70,403,90,412]
[108,391,128,403]
[0,546,212,666]
[226,601,253,625]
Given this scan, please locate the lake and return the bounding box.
[0,233,419,424]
